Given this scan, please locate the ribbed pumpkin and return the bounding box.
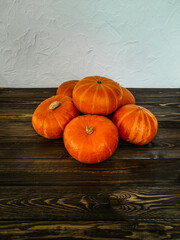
[112,104,158,145]
[121,87,136,105]
[56,80,79,97]
[63,115,119,164]
[72,76,123,115]
[32,95,79,139]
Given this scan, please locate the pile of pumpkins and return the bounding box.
[32,76,158,164]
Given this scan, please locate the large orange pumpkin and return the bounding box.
[121,87,135,105]
[112,104,158,145]
[32,95,79,139]
[72,76,123,115]
[63,115,119,164]
[56,80,79,97]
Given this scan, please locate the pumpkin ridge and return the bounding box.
[101,84,110,115]
[61,102,79,119]
[74,82,94,93]
[105,83,122,92]
[144,111,152,142]
[77,141,84,162]
[148,114,157,141]
[57,80,79,97]
[128,109,141,142]
[63,84,72,95]
[91,84,100,113]
[145,116,155,145]
[116,109,135,128]
[146,109,158,130]
[121,87,135,105]
[63,135,72,148]
[52,109,64,132]
[110,134,120,142]
[61,95,72,102]
[78,84,97,111]
[104,140,113,156]
[143,107,156,121]
[137,112,148,145]
[58,107,72,122]
[43,113,50,138]
[104,84,119,109]
[43,102,53,137]
[82,76,97,82]
[133,110,145,144]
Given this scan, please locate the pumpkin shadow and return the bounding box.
[30,134,157,188]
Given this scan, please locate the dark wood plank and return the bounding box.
[0,88,179,98]
[0,186,179,220]
[1,95,179,106]
[0,113,178,122]
[0,88,56,98]
[1,96,179,105]
[0,103,179,122]
[0,157,179,186]
[0,115,179,162]
[0,220,179,240]
[0,138,179,160]
[0,114,179,186]
[0,118,179,139]
[0,88,179,235]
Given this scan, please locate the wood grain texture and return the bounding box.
[1,104,179,122]
[0,88,179,97]
[0,157,179,186]
[0,186,179,220]
[0,221,179,240]
[0,88,179,239]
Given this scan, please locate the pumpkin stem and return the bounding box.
[139,106,143,110]
[86,126,93,135]
[49,101,62,110]
[97,81,102,84]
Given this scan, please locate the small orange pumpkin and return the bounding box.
[121,87,135,105]
[72,76,123,115]
[32,95,79,139]
[56,80,79,97]
[63,115,119,164]
[112,104,158,145]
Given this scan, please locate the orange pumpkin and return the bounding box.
[63,115,119,164]
[72,76,123,115]
[121,87,135,105]
[32,95,79,139]
[56,80,79,97]
[112,104,158,145]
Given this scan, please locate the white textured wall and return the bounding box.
[0,0,180,88]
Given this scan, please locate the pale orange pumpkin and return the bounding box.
[56,80,79,97]
[32,95,79,139]
[63,115,119,164]
[121,87,135,105]
[112,104,158,145]
[72,76,123,115]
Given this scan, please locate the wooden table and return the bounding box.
[0,88,180,239]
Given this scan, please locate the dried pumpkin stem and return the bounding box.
[49,101,62,110]
[86,126,93,135]
[139,106,143,110]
